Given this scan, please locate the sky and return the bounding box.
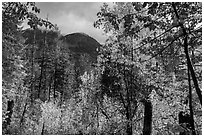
[35,2,107,43]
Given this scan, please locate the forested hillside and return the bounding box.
[2,2,202,135]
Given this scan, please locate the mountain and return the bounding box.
[61,32,101,61]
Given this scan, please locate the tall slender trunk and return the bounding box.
[126,108,133,135]
[188,62,196,134]
[142,99,152,135]
[19,101,27,134]
[73,55,80,96]
[38,50,45,98]
[53,61,57,99]
[96,103,99,128]
[38,18,49,100]
[48,75,52,101]
[41,122,45,135]
[43,59,47,101]
[30,29,35,102]
[60,71,64,103]
[20,102,27,125]
[172,2,202,105]
[124,68,133,135]
[126,90,133,135]
[183,36,202,105]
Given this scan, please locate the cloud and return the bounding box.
[36,2,107,43]
[58,11,106,43]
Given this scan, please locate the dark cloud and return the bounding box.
[35,2,106,43]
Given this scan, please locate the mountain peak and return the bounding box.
[61,32,101,61]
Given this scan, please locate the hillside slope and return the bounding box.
[61,32,101,61]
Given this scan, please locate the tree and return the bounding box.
[133,2,202,105]
[94,2,202,135]
[94,2,155,134]
[133,2,202,134]
[2,2,54,134]
[135,2,202,134]
[141,99,152,135]
[2,2,37,134]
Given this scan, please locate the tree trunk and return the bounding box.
[178,111,191,135]
[38,30,47,100]
[38,54,44,99]
[53,60,57,99]
[43,61,47,101]
[30,29,35,103]
[125,105,133,135]
[188,63,196,134]
[96,102,99,129]
[172,2,202,105]
[41,122,45,135]
[142,99,152,135]
[48,75,52,101]
[20,102,27,125]
[19,101,27,134]
[126,113,133,135]
[126,122,132,135]
[183,36,202,105]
